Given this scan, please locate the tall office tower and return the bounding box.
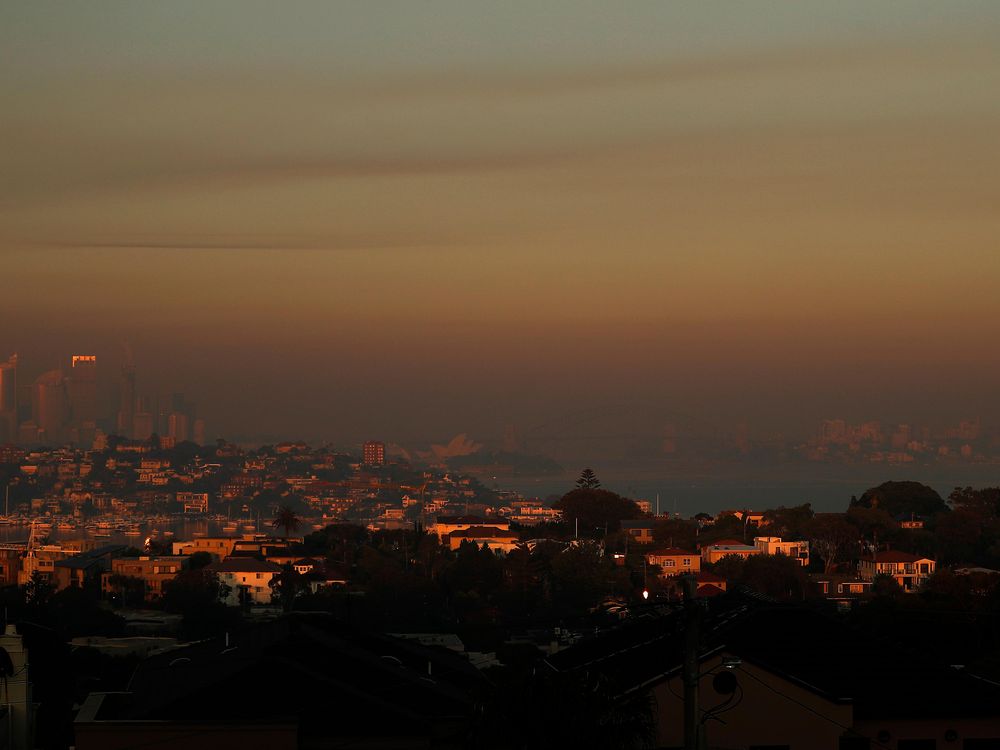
[167,412,189,442]
[363,441,386,466]
[68,355,98,446]
[116,363,136,438]
[192,418,206,445]
[0,354,16,443]
[133,395,154,441]
[32,370,68,444]
[68,355,97,420]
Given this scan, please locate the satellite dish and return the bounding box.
[0,647,14,678]
[712,670,738,695]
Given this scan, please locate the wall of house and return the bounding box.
[853,717,1000,749]
[652,654,852,750]
[75,722,296,750]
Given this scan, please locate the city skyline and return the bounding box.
[4,2,1000,452]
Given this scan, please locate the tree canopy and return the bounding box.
[850,481,947,517]
[553,488,640,534]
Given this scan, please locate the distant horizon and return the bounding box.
[6,2,1000,464]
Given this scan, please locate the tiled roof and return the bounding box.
[449,526,519,540]
[207,557,282,573]
[647,547,697,557]
[869,551,932,564]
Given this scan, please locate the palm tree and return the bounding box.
[271,505,301,537]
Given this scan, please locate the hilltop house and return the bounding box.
[858,551,935,591]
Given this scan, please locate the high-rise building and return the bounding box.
[132,395,154,441]
[192,418,206,445]
[32,370,68,444]
[68,355,98,446]
[168,412,189,443]
[363,441,386,466]
[0,354,16,444]
[117,363,136,438]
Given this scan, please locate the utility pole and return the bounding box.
[682,574,704,750]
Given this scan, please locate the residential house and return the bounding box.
[176,491,210,514]
[447,526,520,554]
[754,536,810,567]
[207,557,282,606]
[103,555,190,600]
[547,604,1000,750]
[0,543,27,586]
[620,519,657,545]
[719,509,766,527]
[172,536,239,560]
[858,551,935,591]
[645,547,700,577]
[74,613,489,750]
[700,539,761,565]
[53,545,127,591]
[429,515,510,542]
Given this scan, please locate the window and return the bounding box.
[683,558,691,566]
[964,740,1000,749]
[664,560,676,567]
[897,740,935,750]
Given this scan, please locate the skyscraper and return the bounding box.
[69,355,98,446]
[363,441,386,466]
[32,370,68,444]
[0,354,16,444]
[117,362,136,439]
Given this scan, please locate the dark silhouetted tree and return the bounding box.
[272,504,302,537]
[851,481,947,517]
[554,488,639,535]
[576,468,601,490]
[804,514,857,574]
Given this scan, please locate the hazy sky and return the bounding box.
[3,2,1000,450]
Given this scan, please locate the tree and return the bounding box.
[106,574,147,608]
[850,481,947,518]
[23,571,54,608]
[553,488,640,535]
[762,504,814,540]
[948,486,1000,520]
[740,555,809,601]
[651,518,697,550]
[846,506,897,556]
[804,514,857,574]
[576,468,601,490]
[270,564,307,612]
[272,504,302,537]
